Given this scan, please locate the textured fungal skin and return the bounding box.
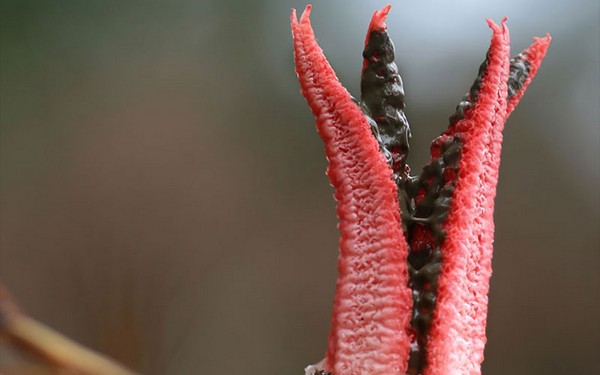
[360,4,411,187]
[291,5,550,375]
[424,19,511,374]
[291,6,412,375]
[404,134,461,374]
[423,29,550,375]
[357,9,462,373]
[507,35,552,115]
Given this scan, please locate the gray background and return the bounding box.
[1,0,598,374]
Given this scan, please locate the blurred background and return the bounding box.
[1,0,598,374]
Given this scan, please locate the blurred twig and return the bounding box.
[0,284,137,375]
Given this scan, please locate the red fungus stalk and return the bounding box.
[291,5,550,375]
[291,6,413,374]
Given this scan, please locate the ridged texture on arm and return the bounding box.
[506,35,552,115]
[425,19,511,375]
[291,6,412,375]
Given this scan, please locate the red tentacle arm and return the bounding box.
[291,4,551,374]
[425,19,511,374]
[507,35,552,115]
[430,34,551,374]
[291,6,412,375]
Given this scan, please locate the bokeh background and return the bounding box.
[1,0,598,374]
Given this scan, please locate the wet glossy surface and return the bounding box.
[359,28,531,374]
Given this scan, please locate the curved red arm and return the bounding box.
[291,5,550,375]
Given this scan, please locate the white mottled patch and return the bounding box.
[304,358,326,375]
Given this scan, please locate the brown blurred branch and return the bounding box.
[0,284,137,375]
